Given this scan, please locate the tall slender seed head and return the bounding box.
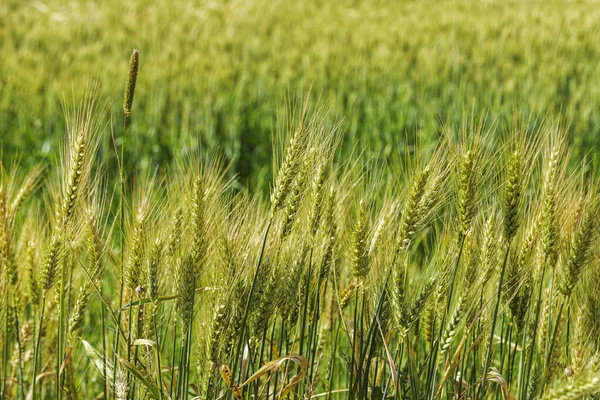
[441,294,465,356]
[68,281,92,341]
[0,187,7,269]
[374,296,393,353]
[41,235,62,292]
[147,239,162,302]
[417,169,444,220]
[8,165,42,221]
[279,243,308,327]
[308,163,327,237]
[167,206,183,259]
[572,307,588,374]
[323,187,337,237]
[540,147,560,267]
[507,223,537,331]
[280,160,307,239]
[506,223,537,301]
[514,274,533,333]
[206,299,228,369]
[457,150,477,238]
[392,257,407,322]
[526,363,540,400]
[0,186,16,285]
[216,228,237,280]
[538,288,551,349]
[175,255,196,332]
[123,49,139,118]
[115,367,128,400]
[320,188,338,281]
[400,277,436,332]
[559,205,596,297]
[222,281,246,354]
[480,216,499,286]
[126,207,147,291]
[421,295,437,342]
[86,208,104,280]
[516,223,538,275]
[270,122,307,217]
[583,264,600,346]
[503,151,523,242]
[26,242,40,305]
[545,317,564,384]
[68,208,105,341]
[463,233,480,290]
[339,280,358,310]
[369,201,396,256]
[190,176,207,270]
[397,165,431,252]
[62,131,86,226]
[349,199,369,280]
[251,262,277,335]
[541,376,600,400]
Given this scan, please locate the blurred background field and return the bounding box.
[2,0,600,188]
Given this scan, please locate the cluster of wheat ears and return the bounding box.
[1,51,599,400]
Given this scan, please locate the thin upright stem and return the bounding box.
[232,219,272,381]
[2,282,9,400]
[14,308,25,400]
[32,295,47,400]
[153,311,164,400]
[541,298,565,390]
[428,234,467,400]
[478,243,511,399]
[113,115,128,399]
[522,262,548,400]
[102,304,108,400]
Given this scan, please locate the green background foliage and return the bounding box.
[2,1,600,398]
[2,0,599,186]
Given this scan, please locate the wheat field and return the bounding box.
[3,0,600,189]
[1,73,599,399]
[2,1,600,399]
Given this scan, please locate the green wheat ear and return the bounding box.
[41,235,62,292]
[349,199,369,280]
[503,151,523,242]
[559,204,596,297]
[457,150,477,238]
[123,49,139,118]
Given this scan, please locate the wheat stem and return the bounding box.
[31,295,46,400]
[232,219,272,383]
[479,243,511,399]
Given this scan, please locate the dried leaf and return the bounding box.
[487,367,515,400]
[239,354,309,397]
